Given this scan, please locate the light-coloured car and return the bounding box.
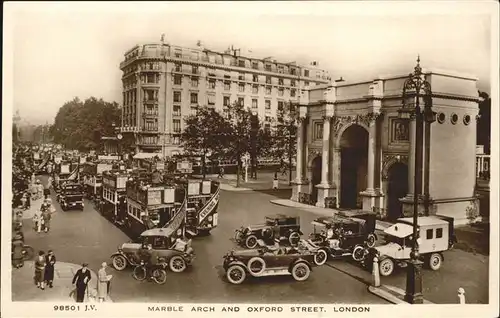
[367,216,457,276]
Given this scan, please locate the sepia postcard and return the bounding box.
[2,1,499,318]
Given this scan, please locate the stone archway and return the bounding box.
[310,156,322,204]
[386,162,408,221]
[338,124,368,209]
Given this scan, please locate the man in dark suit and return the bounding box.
[72,263,91,302]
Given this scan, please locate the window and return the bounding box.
[192,66,198,74]
[265,100,271,110]
[291,80,296,87]
[252,62,259,69]
[223,96,230,107]
[252,99,258,109]
[224,81,231,90]
[278,88,284,96]
[252,85,258,94]
[207,94,215,106]
[291,68,296,75]
[173,91,181,103]
[266,86,271,95]
[146,74,157,84]
[173,119,181,133]
[265,64,272,72]
[239,84,245,92]
[291,89,296,97]
[238,73,245,81]
[278,78,284,86]
[238,60,245,67]
[172,136,180,145]
[278,101,284,111]
[238,97,244,106]
[265,76,271,84]
[174,63,182,72]
[265,116,271,122]
[451,113,459,125]
[305,81,310,87]
[173,105,181,116]
[190,92,198,104]
[174,50,182,58]
[316,71,321,79]
[174,75,182,85]
[426,229,433,239]
[253,75,258,82]
[209,80,216,89]
[277,66,284,73]
[191,77,198,87]
[436,228,443,238]
[313,122,323,140]
[304,70,310,77]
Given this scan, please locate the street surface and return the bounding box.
[17,175,387,304]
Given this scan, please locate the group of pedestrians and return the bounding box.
[33,198,55,233]
[33,250,56,290]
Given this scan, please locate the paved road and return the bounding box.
[18,175,387,304]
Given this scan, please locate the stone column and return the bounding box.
[315,115,335,208]
[320,115,331,186]
[360,113,382,211]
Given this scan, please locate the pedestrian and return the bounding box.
[41,202,52,233]
[72,263,91,303]
[44,250,56,288]
[11,232,25,269]
[97,262,112,302]
[34,251,46,290]
[33,208,43,233]
[26,191,31,209]
[218,166,225,179]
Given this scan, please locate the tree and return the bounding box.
[248,113,273,179]
[181,106,231,179]
[50,97,121,151]
[269,101,297,185]
[478,91,491,154]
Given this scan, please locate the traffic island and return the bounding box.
[11,261,113,303]
[368,284,434,304]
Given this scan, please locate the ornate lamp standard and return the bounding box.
[398,56,436,304]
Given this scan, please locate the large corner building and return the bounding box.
[119,42,331,157]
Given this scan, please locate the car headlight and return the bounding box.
[208,215,213,222]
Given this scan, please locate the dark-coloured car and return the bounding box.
[222,242,316,284]
[307,211,378,265]
[234,214,303,249]
[59,183,84,211]
[110,228,195,273]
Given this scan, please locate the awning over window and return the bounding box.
[133,152,163,159]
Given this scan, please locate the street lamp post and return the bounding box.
[398,56,435,304]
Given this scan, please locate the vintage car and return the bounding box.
[59,183,84,211]
[222,241,316,284]
[364,216,457,277]
[307,211,378,265]
[110,228,195,273]
[234,214,303,249]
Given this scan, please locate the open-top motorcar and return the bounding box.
[222,240,316,284]
[363,216,458,277]
[234,214,303,249]
[110,228,195,273]
[307,210,378,265]
[59,183,84,211]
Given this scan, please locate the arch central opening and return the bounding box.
[339,124,368,209]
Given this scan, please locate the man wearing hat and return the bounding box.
[72,263,91,303]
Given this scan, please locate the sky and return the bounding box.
[7,1,495,125]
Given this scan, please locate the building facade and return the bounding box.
[119,42,331,157]
[291,68,480,225]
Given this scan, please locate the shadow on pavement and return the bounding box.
[253,189,292,200]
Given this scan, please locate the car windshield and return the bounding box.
[265,219,277,226]
[64,185,83,195]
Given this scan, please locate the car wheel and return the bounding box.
[226,265,246,285]
[428,253,443,271]
[132,265,147,281]
[247,257,266,275]
[22,245,35,261]
[169,255,187,273]
[112,255,128,271]
[234,230,243,242]
[379,258,395,277]
[245,235,258,249]
[289,232,301,245]
[313,249,328,266]
[291,262,310,282]
[366,234,377,248]
[352,245,366,262]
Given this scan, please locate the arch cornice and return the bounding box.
[333,112,383,147]
[307,148,322,168]
[381,153,409,180]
